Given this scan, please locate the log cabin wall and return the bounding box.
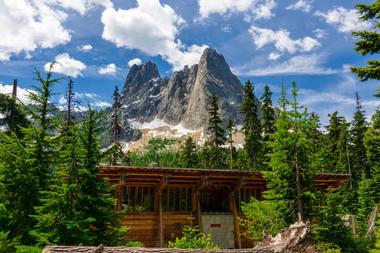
[98,166,350,249]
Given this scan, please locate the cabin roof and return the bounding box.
[97,165,350,190]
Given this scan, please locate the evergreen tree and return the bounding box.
[205,93,226,169]
[241,80,262,170]
[0,81,29,136]
[260,84,276,140]
[324,112,350,173]
[179,136,198,168]
[0,68,59,244]
[350,92,368,184]
[226,117,236,170]
[103,86,128,165]
[351,1,380,97]
[32,106,125,246]
[364,109,380,200]
[264,82,317,223]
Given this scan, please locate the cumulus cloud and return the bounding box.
[101,0,207,71]
[236,54,337,76]
[249,25,320,57]
[0,0,111,61]
[0,83,32,104]
[54,0,113,15]
[315,7,372,33]
[57,92,111,112]
[45,53,86,77]
[77,44,93,52]
[128,58,143,67]
[98,63,117,75]
[0,1,70,61]
[286,0,313,13]
[268,52,282,60]
[198,0,276,20]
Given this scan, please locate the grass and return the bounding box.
[370,212,380,253]
[16,245,42,253]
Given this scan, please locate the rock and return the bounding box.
[120,48,253,131]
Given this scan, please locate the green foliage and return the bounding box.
[240,198,287,243]
[129,137,181,167]
[0,232,16,253]
[15,245,42,253]
[179,137,198,168]
[324,112,350,173]
[126,241,144,247]
[0,93,29,137]
[168,225,219,250]
[31,106,125,246]
[350,93,369,182]
[316,243,342,253]
[241,80,262,170]
[357,179,376,231]
[352,1,380,97]
[204,94,227,169]
[312,189,369,253]
[264,82,317,222]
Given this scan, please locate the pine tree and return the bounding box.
[103,86,128,165]
[260,84,276,140]
[364,109,380,200]
[0,68,59,244]
[264,82,317,223]
[0,80,29,136]
[351,1,380,97]
[205,93,226,169]
[241,81,262,170]
[179,136,198,168]
[324,112,350,173]
[350,92,368,184]
[226,117,236,170]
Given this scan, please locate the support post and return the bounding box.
[230,192,241,249]
[158,188,164,247]
[196,190,202,231]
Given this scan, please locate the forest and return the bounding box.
[0,1,380,253]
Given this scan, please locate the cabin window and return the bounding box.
[200,187,230,212]
[235,187,262,212]
[162,187,192,212]
[122,186,155,212]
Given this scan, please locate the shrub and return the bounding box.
[0,231,16,253]
[168,225,218,249]
[240,198,287,243]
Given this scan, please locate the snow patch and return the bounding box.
[130,117,195,137]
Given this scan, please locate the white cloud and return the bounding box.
[53,0,113,15]
[249,25,320,55]
[57,92,111,111]
[313,28,326,39]
[45,53,86,77]
[0,0,111,61]
[198,0,276,20]
[128,58,143,67]
[77,44,93,52]
[315,7,372,33]
[268,52,282,60]
[286,0,313,13]
[0,83,32,104]
[98,63,117,75]
[0,1,70,61]
[236,54,337,76]
[101,0,207,71]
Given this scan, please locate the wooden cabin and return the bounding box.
[98,165,349,249]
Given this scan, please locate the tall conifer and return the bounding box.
[241,80,262,170]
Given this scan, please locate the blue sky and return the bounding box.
[0,0,379,125]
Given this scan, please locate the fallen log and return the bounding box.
[253,221,309,253]
[42,246,273,253]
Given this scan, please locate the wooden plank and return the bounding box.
[158,189,163,247]
[230,192,241,249]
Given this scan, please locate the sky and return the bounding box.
[0,0,379,125]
